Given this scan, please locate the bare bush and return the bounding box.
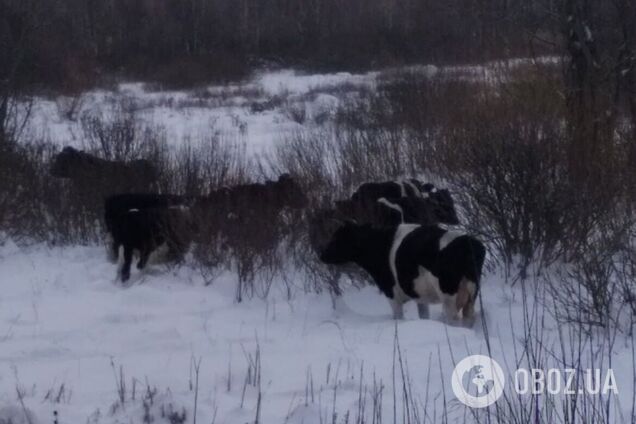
[547,220,636,334]
[282,100,307,125]
[55,94,84,122]
[163,134,248,196]
[431,70,624,278]
[80,101,158,162]
[275,125,419,205]
[0,139,40,240]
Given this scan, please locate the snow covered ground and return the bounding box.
[1,241,634,423]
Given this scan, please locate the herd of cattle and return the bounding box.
[51,147,485,326]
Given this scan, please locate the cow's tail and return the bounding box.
[458,237,486,322]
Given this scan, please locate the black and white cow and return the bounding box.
[319,221,485,325]
[111,205,193,282]
[104,193,189,262]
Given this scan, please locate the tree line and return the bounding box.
[1,0,557,91]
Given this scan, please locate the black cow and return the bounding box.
[113,205,193,282]
[104,193,190,262]
[51,146,158,193]
[319,221,485,326]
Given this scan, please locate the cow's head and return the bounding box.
[429,189,460,225]
[409,179,435,194]
[50,146,83,178]
[272,173,308,209]
[308,207,345,254]
[334,198,356,217]
[319,220,367,264]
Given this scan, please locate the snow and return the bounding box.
[257,70,375,97]
[0,405,39,424]
[1,242,634,423]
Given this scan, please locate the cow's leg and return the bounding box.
[121,245,134,282]
[137,245,151,270]
[442,295,461,324]
[461,298,476,328]
[417,302,430,320]
[109,239,120,263]
[389,298,404,320]
[167,238,186,263]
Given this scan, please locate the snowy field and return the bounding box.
[1,241,634,423]
[24,56,558,160]
[4,56,633,424]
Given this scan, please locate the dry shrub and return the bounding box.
[547,220,636,334]
[0,138,103,244]
[139,54,250,90]
[80,99,158,162]
[435,70,627,277]
[275,125,420,205]
[0,139,42,240]
[162,134,248,196]
[438,112,573,271]
[371,70,485,131]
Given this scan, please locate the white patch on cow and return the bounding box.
[389,224,420,301]
[430,187,437,193]
[412,266,443,302]
[439,230,464,250]
[402,180,422,198]
[396,181,407,197]
[128,208,139,212]
[377,197,404,222]
[168,205,189,211]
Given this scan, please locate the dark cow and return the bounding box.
[104,193,190,262]
[342,179,459,226]
[308,207,347,255]
[335,195,455,227]
[221,174,307,213]
[51,146,158,193]
[350,179,431,202]
[319,221,485,326]
[192,174,308,229]
[113,205,193,282]
[425,189,459,225]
